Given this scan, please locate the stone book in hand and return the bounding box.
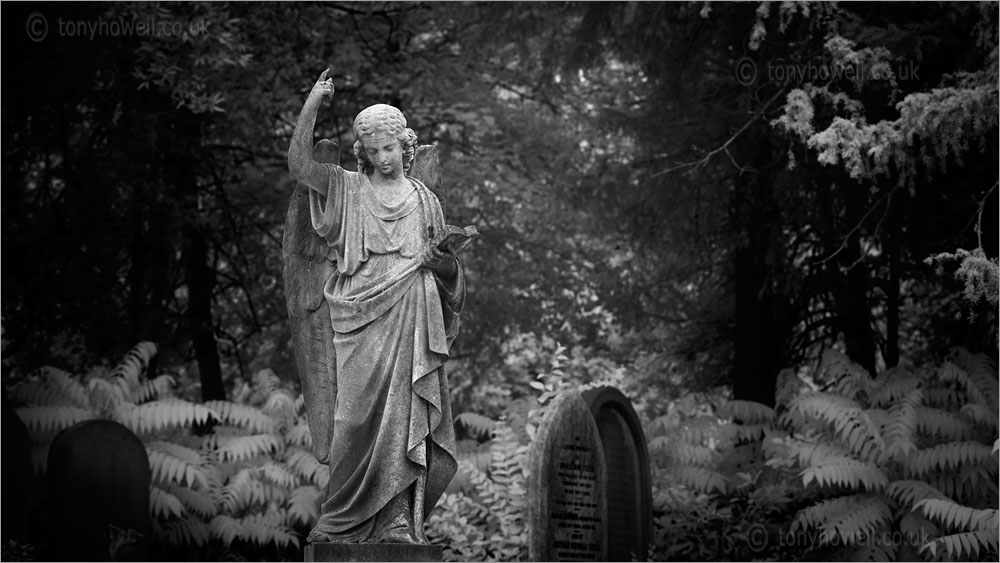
[437,225,479,254]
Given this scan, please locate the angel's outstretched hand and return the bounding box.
[308,68,335,104]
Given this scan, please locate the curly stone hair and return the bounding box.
[352,104,418,175]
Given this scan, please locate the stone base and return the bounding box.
[305,542,443,562]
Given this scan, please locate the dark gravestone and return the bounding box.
[582,386,653,561]
[2,398,42,546]
[45,420,151,561]
[528,391,608,561]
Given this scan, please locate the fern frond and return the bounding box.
[150,486,187,520]
[922,386,963,410]
[131,374,175,404]
[285,421,312,449]
[915,406,979,441]
[781,436,855,466]
[786,393,886,461]
[675,466,730,494]
[959,403,999,435]
[153,515,211,547]
[821,350,874,401]
[648,435,672,455]
[210,513,300,549]
[13,367,91,408]
[948,349,1000,413]
[937,362,990,407]
[679,415,723,445]
[906,441,995,478]
[118,399,216,434]
[881,389,921,462]
[784,392,861,427]
[921,529,999,560]
[262,389,296,426]
[147,441,209,489]
[220,469,270,513]
[241,513,300,548]
[774,368,804,409]
[954,464,999,502]
[260,461,298,490]
[801,458,889,492]
[16,405,94,436]
[216,433,281,463]
[848,535,897,562]
[287,485,322,526]
[456,440,493,474]
[795,495,891,545]
[914,498,998,533]
[667,441,719,467]
[110,341,157,387]
[455,412,497,440]
[870,366,921,407]
[210,514,241,546]
[717,400,775,424]
[204,401,275,434]
[899,510,942,547]
[87,378,128,417]
[285,447,329,489]
[162,482,218,519]
[716,422,768,445]
[886,480,949,507]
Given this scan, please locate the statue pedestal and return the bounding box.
[305,543,443,562]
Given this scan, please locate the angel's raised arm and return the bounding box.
[288,69,338,192]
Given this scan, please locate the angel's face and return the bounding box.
[363,135,403,180]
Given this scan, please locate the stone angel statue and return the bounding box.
[283,69,472,545]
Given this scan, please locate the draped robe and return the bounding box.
[305,164,461,542]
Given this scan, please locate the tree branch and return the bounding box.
[651,87,786,178]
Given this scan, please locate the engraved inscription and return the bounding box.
[551,440,602,560]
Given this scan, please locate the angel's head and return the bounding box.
[352,104,418,177]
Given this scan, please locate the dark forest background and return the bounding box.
[2,2,997,561]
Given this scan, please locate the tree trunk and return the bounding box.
[183,222,225,401]
[885,199,901,368]
[731,133,784,407]
[733,244,781,407]
[838,188,878,376]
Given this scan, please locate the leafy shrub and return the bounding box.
[646,389,809,561]
[8,342,324,560]
[652,348,999,562]
[427,423,530,561]
[770,349,998,561]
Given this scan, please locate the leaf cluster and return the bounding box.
[8,342,328,560]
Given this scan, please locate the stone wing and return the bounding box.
[283,140,340,464]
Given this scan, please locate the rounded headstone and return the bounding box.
[582,386,653,561]
[45,419,151,561]
[528,391,607,561]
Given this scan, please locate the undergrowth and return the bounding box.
[649,348,999,561]
[8,342,324,560]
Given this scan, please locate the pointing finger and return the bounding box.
[319,68,330,81]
